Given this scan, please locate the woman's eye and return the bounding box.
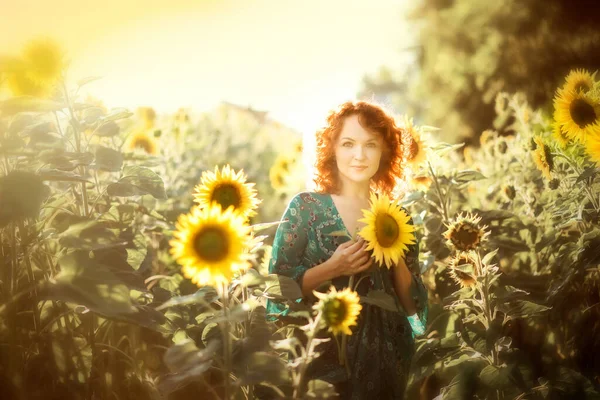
[367,143,377,148]
[342,142,353,147]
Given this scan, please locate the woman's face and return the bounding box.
[334,114,384,187]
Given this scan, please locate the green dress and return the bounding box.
[266,192,428,400]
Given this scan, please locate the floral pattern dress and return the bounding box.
[266,192,428,400]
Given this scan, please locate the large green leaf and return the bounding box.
[479,365,514,389]
[93,145,123,172]
[58,220,123,250]
[0,96,64,114]
[360,290,399,312]
[264,274,303,301]
[107,165,166,199]
[43,251,136,317]
[0,170,49,227]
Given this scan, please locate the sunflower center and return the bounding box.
[211,183,242,210]
[323,298,347,327]
[570,98,597,127]
[375,213,400,248]
[452,224,479,249]
[193,226,230,262]
[133,137,154,153]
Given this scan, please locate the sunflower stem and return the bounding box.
[294,310,322,400]
[428,161,450,223]
[219,282,232,400]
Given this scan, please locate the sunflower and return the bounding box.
[127,130,158,155]
[269,154,292,191]
[531,136,554,179]
[6,65,53,97]
[313,286,362,336]
[358,193,416,269]
[193,165,260,219]
[561,69,596,94]
[584,134,600,167]
[411,175,432,192]
[443,213,489,252]
[169,204,252,288]
[21,39,64,87]
[554,89,600,143]
[402,117,427,168]
[448,252,478,289]
[552,121,570,149]
[137,107,156,129]
[479,129,497,146]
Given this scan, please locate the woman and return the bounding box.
[266,101,428,399]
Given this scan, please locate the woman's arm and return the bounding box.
[391,257,417,315]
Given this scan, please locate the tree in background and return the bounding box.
[360,0,600,144]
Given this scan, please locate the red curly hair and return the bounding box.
[313,100,405,197]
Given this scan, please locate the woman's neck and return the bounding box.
[336,177,371,200]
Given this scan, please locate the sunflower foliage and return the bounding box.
[404,70,600,399]
[0,40,311,400]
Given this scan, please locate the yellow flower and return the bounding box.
[269,154,292,191]
[552,121,570,149]
[193,165,261,219]
[531,136,554,179]
[5,58,53,98]
[411,175,432,192]
[358,192,416,269]
[22,38,64,87]
[313,286,362,336]
[463,146,474,166]
[448,252,478,289]
[402,117,427,168]
[480,129,497,146]
[584,134,600,167]
[561,69,597,94]
[553,89,600,143]
[169,204,252,287]
[137,107,156,129]
[127,130,158,155]
[444,213,489,252]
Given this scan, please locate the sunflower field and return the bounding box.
[1,30,600,400]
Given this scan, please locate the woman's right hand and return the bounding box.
[329,238,374,277]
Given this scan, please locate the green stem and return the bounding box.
[294,310,323,400]
[428,161,450,223]
[220,283,232,400]
[18,221,40,332]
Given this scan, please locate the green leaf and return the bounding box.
[156,286,219,311]
[236,352,290,386]
[575,166,599,184]
[497,300,551,319]
[306,379,337,398]
[479,365,513,389]
[0,96,64,114]
[481,248,499,265]
[126,231,147,271]
[93,145,123,172]
[102,108,133,123]
[38,169,89,182]
[159,339,216,394]
[107,165,166,199]
[95,120,120,137]
[58,220,122,251]
[453,170,487,184]
[76,76,102,88]
[431,142,464,157]
[0,171,49,227]
[44,251,136,316]
[265,274,303,301]
[360,290,399,312]
[250,220,286,232]
[326,230,352,238]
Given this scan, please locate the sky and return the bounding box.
[0,0,414,136]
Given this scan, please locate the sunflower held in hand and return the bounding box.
[358,193,416,269]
